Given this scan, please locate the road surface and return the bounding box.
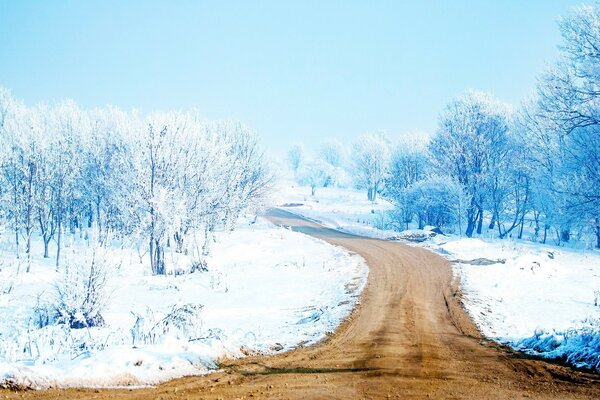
[3,209,599,399]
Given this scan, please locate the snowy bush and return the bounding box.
[131,303,204,345]
[53,250,112,329]
[514,319,600,372]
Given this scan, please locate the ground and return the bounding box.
[1,209,597,399]
[0,217,366,388]
[1,181,599,395]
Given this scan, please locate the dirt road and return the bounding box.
[3,208,599,399]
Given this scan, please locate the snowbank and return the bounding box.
[0,217,368,388]
[445,238,600,371]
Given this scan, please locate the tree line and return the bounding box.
[289,5,600,248]
[0,92,270,274]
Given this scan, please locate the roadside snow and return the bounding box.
[275,182,600,371]
[0,217,367,388]
[443,238,600,370]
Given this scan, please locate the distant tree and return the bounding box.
[297,159,331,196]
[287,144,304,174]
[352,132,391,201]
[319,139,344,167]
[384,139,429,229]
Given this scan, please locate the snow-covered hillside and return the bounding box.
[275,182,600,371]
[0,217,367,389]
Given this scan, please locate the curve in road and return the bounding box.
[4,208,599,399]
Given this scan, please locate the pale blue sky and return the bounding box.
[0,0,583,150]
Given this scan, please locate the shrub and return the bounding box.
[131,303,204,345]
[53,250,112,329]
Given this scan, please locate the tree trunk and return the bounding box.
[149,237,154,273]
[26,231,31,255]
[174,231,184,253]
[151,239,165,275]
[87,204,93,228]
[476,207,483,235]
[542,224,548,244]
[465,214,476,238]
[96,197,102,243]
[56,220,61,269]
[518,213,525,239]
[560,229,570,243]
[533,212,540,240]
[465,198,476,238]
[488,212,496,230]
[43,238,49,258]
[596,218,600,249]
[14,227,19,259]
[25,165,34,255]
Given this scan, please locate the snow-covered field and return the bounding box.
[273,179,396,240]
[0,217,368,389]
[275,182,600,371]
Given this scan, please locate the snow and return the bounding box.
[0,217,367,388]
[445,239,600,370]
[275,181,600,371]
[272,179,396,240]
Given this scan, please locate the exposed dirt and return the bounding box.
[2,208,598,399]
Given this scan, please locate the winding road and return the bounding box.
[4,208,599,399]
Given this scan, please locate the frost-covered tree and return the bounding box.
[319,139,344,167]
[384,139,429,229]
[352,132,391,201]
[297,159,332,195]
[0,87,270,274]
[131,114,269,275]
[525,5,600,247]
[287,143,304,174]
[429,91,511,237]
[49,101,84,268]
[404,177,463,230]
[0,90,25,258]
[80,107,137,243]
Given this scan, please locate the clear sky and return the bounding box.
[0,0,584,151]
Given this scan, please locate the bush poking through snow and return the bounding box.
[131,303,204,345]
[515,319,600,371]
[53,250,112,329]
